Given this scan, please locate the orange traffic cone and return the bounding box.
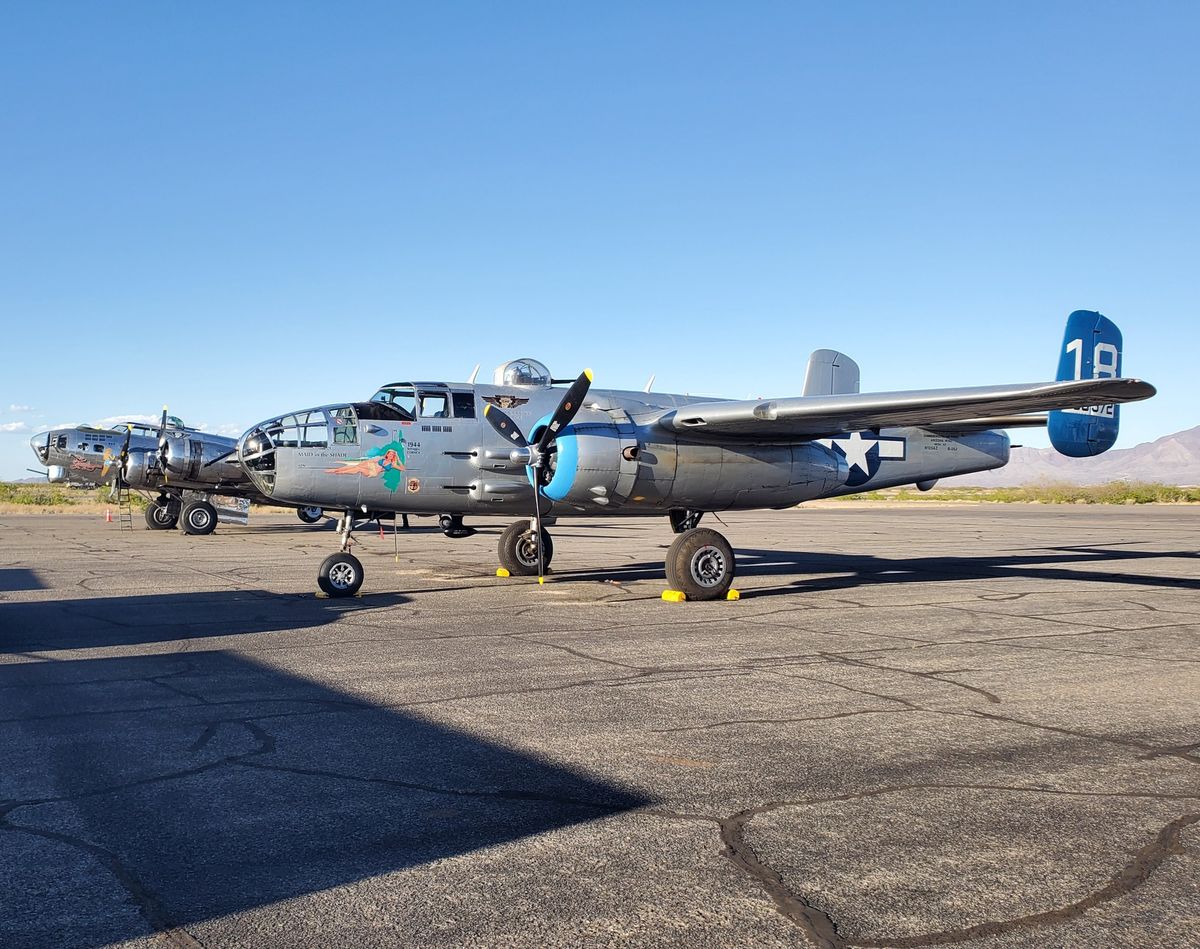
[105,509,113,523]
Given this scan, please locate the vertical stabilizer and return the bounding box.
[1047,310,1123,457]
[802,350,860,397]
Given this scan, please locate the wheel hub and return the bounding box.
[328,562,357,590]
[516,534,540,566]
[689,545,727,587]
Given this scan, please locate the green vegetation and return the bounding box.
[0,482,147,508]
[835,482,1200,504]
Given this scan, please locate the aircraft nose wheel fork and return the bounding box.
[665,528,736,601]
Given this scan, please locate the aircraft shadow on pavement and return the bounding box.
[0,589,408,651]
[0,650,649,947]
[0,567,46,592]
[557,546,1200,595]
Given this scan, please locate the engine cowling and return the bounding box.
[540,415,628,509]
[121,449,161,489]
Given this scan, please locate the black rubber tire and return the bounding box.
[180,500,218,536]
[296,506,324,524]
[440,514,474,538]
[318,552,364,597]
[145,500,178,531]
[665,528,735,601]
[498,520,553,576]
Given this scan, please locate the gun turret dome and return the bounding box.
[493,358,552,388]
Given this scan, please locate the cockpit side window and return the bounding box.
[331,406,358,445]
[418,392,449,418]
[368,387,417,421]
[54,435,68,450]
[452,392,476,419]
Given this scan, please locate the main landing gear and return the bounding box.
[498,519,553,576]
[665,527,735,601]
[440,514,475,539]
[296,506,324,524]
[144,495,180,530]
[318,512,365,597]
[669,509,704,533]
[180,500,218,536]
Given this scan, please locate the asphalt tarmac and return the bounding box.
[1,505,1197,948]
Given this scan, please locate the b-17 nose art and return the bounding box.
[30,408,328,535]
[236,312,1155,601]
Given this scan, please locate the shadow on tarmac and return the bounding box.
[0,589,408,651]
[0,651,649,946]
[556,546,1200,595]
[0,568,45,592]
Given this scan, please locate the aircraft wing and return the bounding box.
[655,378,1155,440]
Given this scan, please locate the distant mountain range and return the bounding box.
[945,425,1200,487]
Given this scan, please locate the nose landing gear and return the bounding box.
[318,512,365,597]
[498,519,554,576]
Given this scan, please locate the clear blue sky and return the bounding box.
[2,2,1196,478]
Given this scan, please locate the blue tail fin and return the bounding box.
[1047,310,1123,457]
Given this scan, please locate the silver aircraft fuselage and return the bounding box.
[236,376,1009,517]
[32,423,259,500]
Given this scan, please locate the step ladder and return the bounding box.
[115,486,135,532]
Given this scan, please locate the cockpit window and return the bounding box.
[452,391,476,419]
[270,410,328,449]
[369,386,417,421]
[54,434,67,450]
[331,406,358,445]
[419,392,449,418]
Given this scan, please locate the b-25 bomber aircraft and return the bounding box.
[31,410,326,533]
[235,311,1154,600]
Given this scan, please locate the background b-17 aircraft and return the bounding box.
[30,410,326,533]
[234,310,1154,600]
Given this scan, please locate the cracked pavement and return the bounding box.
[0,504,1197,947]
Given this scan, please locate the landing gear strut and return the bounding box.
[318,512,364,597]
[665,527,735,601]
[498,519,553,576]
[145,495,179,530]
[669,509,705,533]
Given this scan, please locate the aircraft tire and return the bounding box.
[318,552,364,597]
[145,500,178,531]
[180,500,218,536]
[665,528,735,601]
[440,514,475,538]
[498,520,553,576]
[297,506,324,524]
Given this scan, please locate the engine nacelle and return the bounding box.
[121,449,161,489]
[161,435,241,484]
[540,416,627,509]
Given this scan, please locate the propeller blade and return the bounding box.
[157,405,171,481]
[482,404,529,450]
[535,369,593,454]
